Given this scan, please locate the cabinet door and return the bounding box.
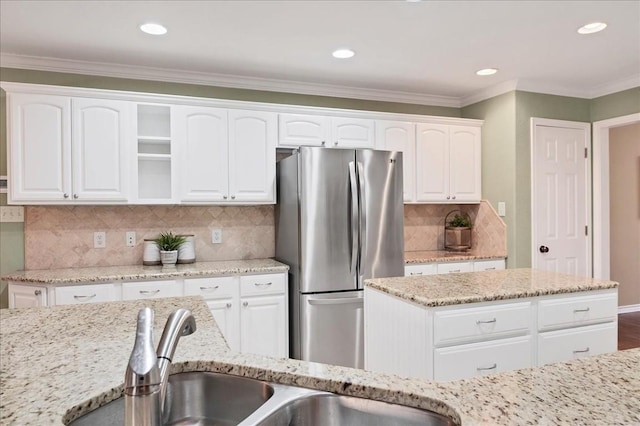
[278,113,329,147]
[228,110,277,203]
[331,117,375,148]
[206,298,241,352]
[173,106,229,202]
[240,294,287,357]
[449,125,481,202]
[8,93,71,202]
[8,284,47,308]
[416,123,449,202]
[376,121,415,202]
[72,98,132,202]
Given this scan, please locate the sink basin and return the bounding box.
[254,394,454,426]
[69,372,454,426]
[69,372,274,426]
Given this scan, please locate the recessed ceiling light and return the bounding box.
[332,48,355,59]
[476,68,498,76]
[577,22,607,34]
[140,23,168,36]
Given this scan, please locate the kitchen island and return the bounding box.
[1,286,638,425]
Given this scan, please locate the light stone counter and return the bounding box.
[366,268,619,307]
[1,258,288,286]
[1,296,638,425]
[405,250,506,264]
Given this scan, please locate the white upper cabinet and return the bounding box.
[8,93,131,203]
[278,113,329,147]
[376,120,416,202]
[278,113,374,149]
[416,123,481,203]
[228,110,277,203]
[173,105,229,202]
[72,98,131,201]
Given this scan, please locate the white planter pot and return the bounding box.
[160,250,178,266]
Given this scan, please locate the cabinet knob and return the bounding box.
[34,289,42,296]
[73,194,79,199]
[452,195,456,200]
[321,141,326,146]
[223,195,228,200]
[231,195,236,200]
[334,141,338,146]
[226,303,232,308]
[63,193,69,199]
[446,196,450,200]
[243,301,248,307]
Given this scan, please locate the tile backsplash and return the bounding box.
[24,201,506,270]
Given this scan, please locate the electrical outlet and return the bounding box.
[211,228,222,244]
[94,231,106,249]
[126,231,136,247]
[0,206,24,223]
[498,202,506,217]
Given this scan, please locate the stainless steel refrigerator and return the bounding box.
[275,147,404,369]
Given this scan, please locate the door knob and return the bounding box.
[539,245,549,253]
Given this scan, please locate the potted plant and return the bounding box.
[444,211,472,251]
[153,232,187,266]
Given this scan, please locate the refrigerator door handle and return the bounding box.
[348,161,359,275]
[307,297,364,306]
[357,161,366,285]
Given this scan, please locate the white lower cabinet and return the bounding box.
[240,294,287,358]
[364,287,618,381]
[404,258,505,277]
[8,284,47,308]
[437,261,473,274]
[55,283,116,305]
[122,280,181,300]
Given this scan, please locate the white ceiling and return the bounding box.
[1,0,639,106]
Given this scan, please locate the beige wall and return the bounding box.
[609,123,640,307]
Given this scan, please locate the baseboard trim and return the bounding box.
[618,304,640,314]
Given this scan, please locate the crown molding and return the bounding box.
[460,79,519,107]
[0,53,461,108]
[589,74,640,99]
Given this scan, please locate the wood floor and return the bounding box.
[618,312,640,350]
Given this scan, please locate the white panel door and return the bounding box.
[240,294,287,357]
[331,117,375,148]
[228,110,276,203]
[173,106,229,202]
[207,298,241,352]
[449,126,481,202]
[72,98,132,202]
[416,123,449,201]
[532,122,590,276]
[376,121,415,201]
[278,113,329,147]
[8,93,71,202]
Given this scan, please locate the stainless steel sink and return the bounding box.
[69,371,454,426]
[69,372,274,426]
[253,394,454,426]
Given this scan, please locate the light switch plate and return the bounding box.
[498,202,506,217]
[0,206,24,223]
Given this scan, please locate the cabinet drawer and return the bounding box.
[538,322,617,366]
[437,261,473,274]
[473,259,505,272]
[184,276,237,299]
[55,283,116,305]
[240,274,286,297]
[404,263,437,277]
[434,335,532,381]
[122,280,182,300]
[537,291,617,331]
[434,301,531,346]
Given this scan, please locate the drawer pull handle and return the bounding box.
[450,269,461,273]
[573,347,590,354]
[139,289,160,295]
[477,363,497,371]
[476,318,497,324]
[200,285,219,292]
[226,303,232,308]
[485,267,496,270]
[254,282,272,287]
[573,307,590,313]
[410,272,424,276]
[73,294,96,300]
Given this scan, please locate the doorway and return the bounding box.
[530,118,591,276]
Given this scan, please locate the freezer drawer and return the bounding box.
[299,291,364,369]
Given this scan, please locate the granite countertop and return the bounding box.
[366,268,619,307]
[1,297,638,425]
[405,250,507,264]
[0,258,289,285]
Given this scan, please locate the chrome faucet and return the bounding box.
[124,308,197,426]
